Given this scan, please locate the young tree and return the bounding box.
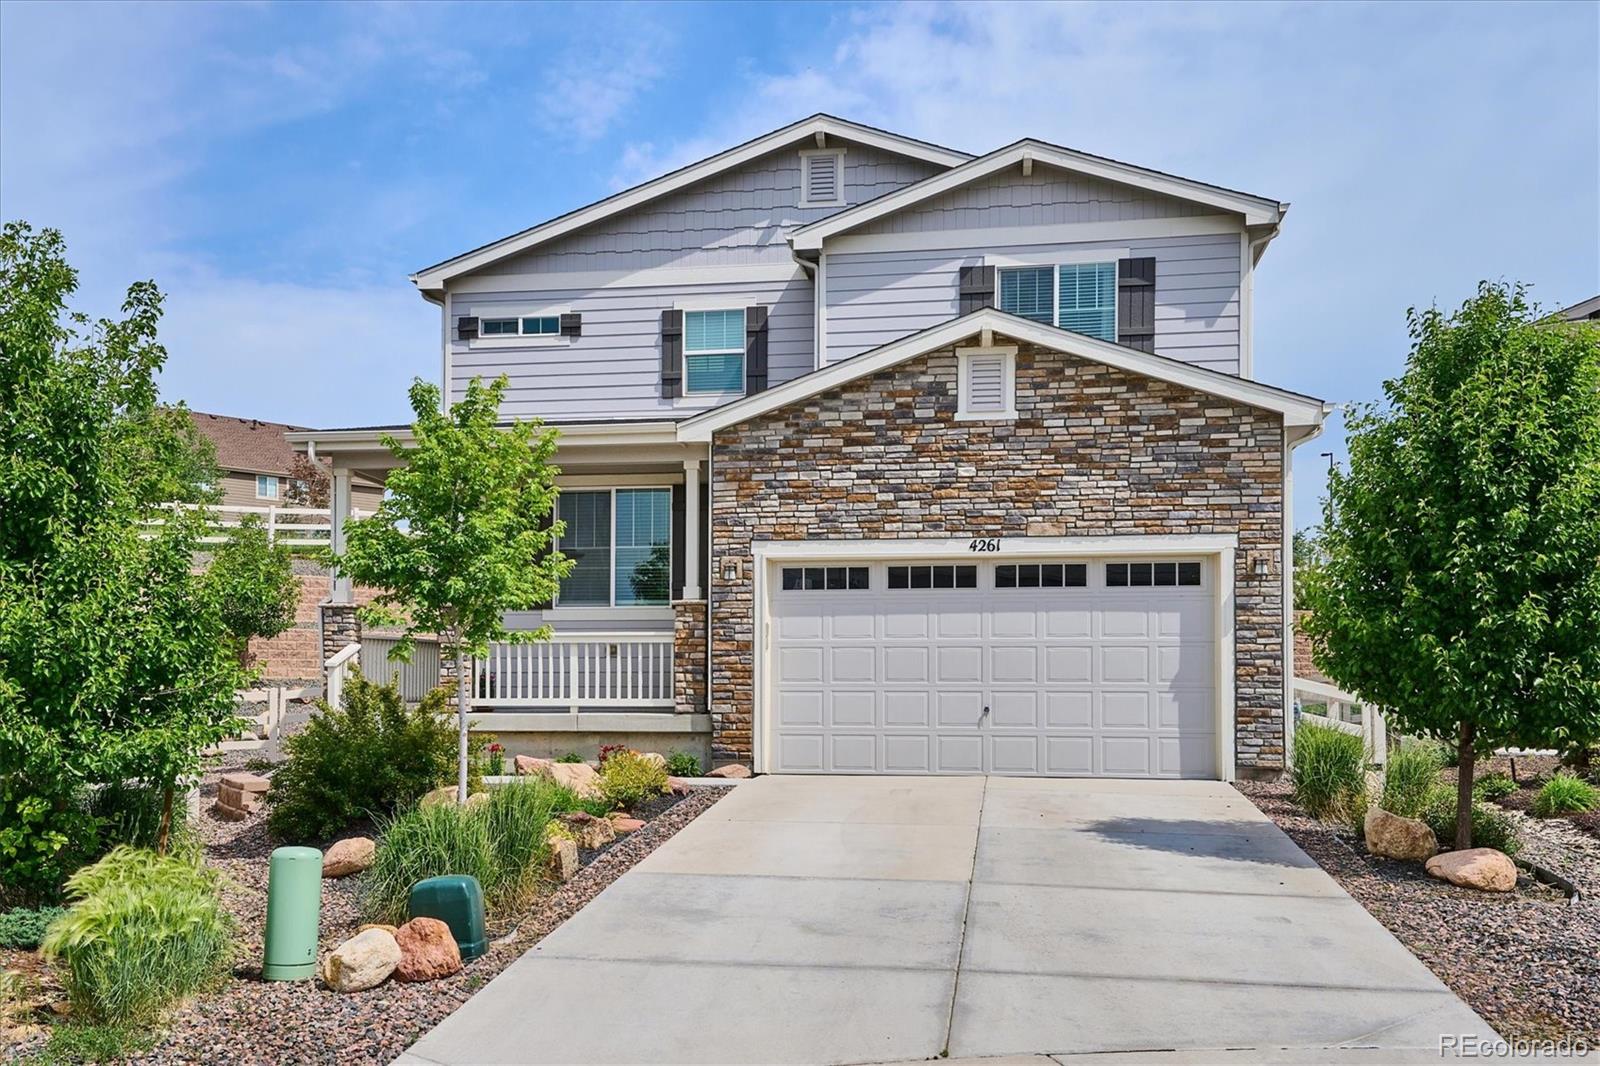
[1305,283,1600,849]
[207,516,299,667]
[284,452,330,508]
[337,376,569,802]
[0,223,245,898]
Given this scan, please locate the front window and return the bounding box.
[256,474,279,500]
[557,488,671,606]
[997,262,1117,342]
[684,308,745,394]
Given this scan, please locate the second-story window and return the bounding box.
[684,309,745,394]
[997,262,1117,343]
[481,315,560,337]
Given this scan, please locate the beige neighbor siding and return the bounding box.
[709,336,1286,773]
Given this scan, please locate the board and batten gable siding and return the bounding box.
[825,233,1243,374]
[484,142,944,275]
[451,276,814,419]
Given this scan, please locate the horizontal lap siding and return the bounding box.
[488,143,942,274]
[826,233,1242,374]
[451,277,815,419]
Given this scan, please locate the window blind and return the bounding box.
[998,266,1054,324]
[1058,262,1117,341]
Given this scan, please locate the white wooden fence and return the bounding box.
[1294,676,1387,767]
[325,643,361,711]
[148,503,369,547]
[211,683,311,753]
[470,632,674,711]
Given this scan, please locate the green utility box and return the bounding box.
[263,846,322,980]
[409,874,487,961]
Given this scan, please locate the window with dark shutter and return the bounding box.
[958,264,995,315]
[1117,257,1156,353]
[456,316,479,340]
[559,312,582,337]
[660,309,683,399]
[744,305,769,395]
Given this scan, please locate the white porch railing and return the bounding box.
[471,633,674,711]
[149,503,369,547]
[1295,676,1387,767]
[325,643,361,711]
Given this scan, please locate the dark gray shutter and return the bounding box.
[958,265,995,315]
[1117,257,1156,353]
[456,316,479,340]
[670,483,685,600]
[745,305,769,394]
[559,312,582,337]
[660,309,683,398]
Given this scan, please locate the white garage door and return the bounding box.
[768,558,1217,777]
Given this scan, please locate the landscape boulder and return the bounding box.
[514,755,551,776]
[322,836,376,878]
[559,811,617,850]
[419,786,488,809]
[1363,808,1438,862]
[666,776,693,795]
[393,917,463,982]
[1425,848,1518,892]
[608,814,645,834]
[321,928,401,992]
[464,791,491,811]
[357,923,398,937]
[215,771,271,819]
[541,761,603,799]
[706,763,751,780]
[545,825,579,882]
[639,752,667,770]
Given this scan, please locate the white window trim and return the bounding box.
[798,147,847,209]
[255,474,280,500]
[681,306,747,398]
[468,307,571,349]
[555,485,674,609]
[994,261,1119,342]
[954,344,1018,422]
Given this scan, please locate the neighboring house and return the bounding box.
[1555,295,1600,322]
[190,411,384,511]
[292,114,1328,780]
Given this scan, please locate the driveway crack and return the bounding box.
[942,774,988,1058]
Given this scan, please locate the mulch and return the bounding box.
[6,769,724,1065]
[1237,779,1600,1043]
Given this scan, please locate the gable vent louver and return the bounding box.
[803,152,841,205]
[966,354,1006,413]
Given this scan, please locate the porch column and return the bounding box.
[329,466,353,603]
[682,458,702,601]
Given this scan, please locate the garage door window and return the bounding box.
[887,564,977,590]
[995,562,1088,589]
[780,566,869,591]
[1106,561,1202,588]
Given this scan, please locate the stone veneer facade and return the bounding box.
[708,336,1287,773]
[673,600,708,714]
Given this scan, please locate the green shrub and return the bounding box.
[40,848,232,1025]
[1472,771,1518,801]
[0,905,67,949]
[1292,722,1369,824]
[267,672,481,843]
[599,750,669,810]
[363,777,584,924]
[1422,787,1522,856]
[665,751,702,778]
[556,752,584,764]
[37,1021,157,1064]
[1379,742,1444,818]
[1531,773,1600,817]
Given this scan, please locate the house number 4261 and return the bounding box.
[967,538,1001,553]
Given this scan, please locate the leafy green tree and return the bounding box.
[1305,283,1600,849]
[0,223,245,900]
[207,516,298,667]
[337,376,569,802]
[1292,528,1323,611]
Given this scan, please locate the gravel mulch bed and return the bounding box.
[8,774,724,1065]
[1238,780,1600,1042]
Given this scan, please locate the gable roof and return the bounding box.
[676,308,1325,443]
[1555,295,1600,321]
[189,410,307,477]
[410,115,972,292]
[789,139,1286,252]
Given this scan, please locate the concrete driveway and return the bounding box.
[399,776,1495,1065]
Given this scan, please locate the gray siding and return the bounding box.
[825,233,1243,374]
[484,142,942,275]
[853,164,1213,235]
[451,275,815,419]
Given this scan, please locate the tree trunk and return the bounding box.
[1455,721,1476,851]
[456,638,470,806]
[156,785,174,855]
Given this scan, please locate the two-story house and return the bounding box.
[291,114,1327,780]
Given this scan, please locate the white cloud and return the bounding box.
[537,31,669,144]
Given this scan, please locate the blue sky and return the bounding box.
[2,0,1596,528]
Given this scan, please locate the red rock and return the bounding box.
[609,815,645,833]
[667,776,692,795]
[706,764,751,779]
[393,917,463,982]
[514,754,551,776]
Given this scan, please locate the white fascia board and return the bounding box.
[411,116,970,291]
[752,534,1237,561]
[791,141,1285,252]
[677,308,1325,441]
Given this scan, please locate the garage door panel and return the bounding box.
[775,612,823,640]
[990,735,1041,774]
[883,646,930,682]
[990,646,1038,684]
[829,610,877,641]
[936,690,984,727]
[778,690,825,727]
[830,734,877,772]
[991,609,1040,639]
[1101,609,1151,638]
[883,610,930,639]
[1045,691,1093,728]
[831,646,876,683]
[937,735,984,773]
[1155,601,1210,637]
[936,610,984,639]
[884,690,931,727]
[1101,735,1156,776]
[830,690,877,728]
[936,645,983,683]
[990,691,1038,728]
[1044,608,1093,638]
[1045,736,1095,774]
[1157,689,1211,730]
[1045,645,1093,683]
[779,646,825,683]
[884,734,932,773]
[779,733,825,771]
[1158,734,1216,777]
[1159,644,1212,685]
[1100,645,1151,684]
[1101,691,1152,729]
